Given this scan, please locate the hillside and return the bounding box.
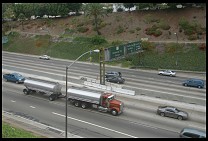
[6,7,206,43]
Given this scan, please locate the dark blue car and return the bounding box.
[3,73,25,84]
[182,79,204,89]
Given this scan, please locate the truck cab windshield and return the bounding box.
[108,95,114,101]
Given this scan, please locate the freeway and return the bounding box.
[3,82,181,138]
[2,51,206,105]
[2,79,206,137]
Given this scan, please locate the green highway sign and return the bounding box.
[104,41,142,61]
[126,41,141,54]
[109,45,125,60]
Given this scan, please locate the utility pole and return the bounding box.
[99,48,105,85]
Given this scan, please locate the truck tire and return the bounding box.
[74,101,80,107]
[23,89,29,95]
[49,95,55,101]
[111,109,118,116]
[81,102,88,109]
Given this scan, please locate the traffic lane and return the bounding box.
[2,87,178,138]
[4,52,205,83]
[3,80,206,122]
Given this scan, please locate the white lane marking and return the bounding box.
[52,112,137,138]
[30,106,36,108]
[11,100,16,102]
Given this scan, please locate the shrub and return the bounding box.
[77,27,89,33]
[153,30,162,37]
[188,34,197,40]
[117,8,124,12]
[77,23,84,27]
[159,22,171,30]
[179,17,189,29]
[129,30,135,34]
[90,35,107,45]
[116,25,125,34]
[107,8,113,13]
[111,40,123,46]
[136,27,141,31]
[199,43,206,51]
[141,41,154,51]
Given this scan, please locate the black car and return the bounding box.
[105,71,122,78]
[106,76,125,84]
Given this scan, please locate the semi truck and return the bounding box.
[23,77,63,101]
[67,87,124,116]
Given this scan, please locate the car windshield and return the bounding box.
[14,73,22,77]
[175,108,180,112]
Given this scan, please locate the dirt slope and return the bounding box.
[11,7,206,42]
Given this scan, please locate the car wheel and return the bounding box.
[198,86,201,88]
[184,84,187,86]
[178,116,183,120]
[117,81,120,84]
[16,81,19,84]
[170,74,172,77]
[4,79,8,82]
[107,79,109,82]
[160,112,165,117]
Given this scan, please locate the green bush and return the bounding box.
[111,40,123,46]
[116,25,125,34]
[159,22,170,30]
[136,27,141,31]
[188,34,197,40]
[77,27,89,33]
[179,17,189,29]
[90,35,107,45]
[129,30,135,34]
[77,23,84,27]
[141,41,154,51]
[153,30,162,37]
[107,8,113,13]
[117,8,124,12]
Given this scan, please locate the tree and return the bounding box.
[3,7,16,33]
[83,3,107,35]
[66,3,82,14]
[18,13,26,30]
[123,3,135,13]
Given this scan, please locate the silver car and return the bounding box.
[39,55,50,60]
[157,106,188,120]
[158,70,176,77]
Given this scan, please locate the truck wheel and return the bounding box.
[23,89,29,95]
[74,101,80,107]
[111,109,118,116]
[49,95,55,101]
[81,102,87,109]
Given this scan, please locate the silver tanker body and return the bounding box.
[67,88,102,105]
[23,77,62,101]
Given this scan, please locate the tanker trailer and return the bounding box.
[67,87,124,116]
[23,77,62,101]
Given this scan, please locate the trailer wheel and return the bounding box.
[81,102,88,109]
[74,101,80,107]
[111,109,118,116]
[49,95,55,101]
[23,89,29,95]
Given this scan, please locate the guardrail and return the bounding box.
[84,81,135,96]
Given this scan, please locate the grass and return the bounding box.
[2,32,206,71]
[2,122,42,138]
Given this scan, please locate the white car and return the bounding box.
[39,55,50,60]
[158,70,176,77]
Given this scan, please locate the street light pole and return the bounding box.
[174,33,178,66]
[65,49,99,138]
